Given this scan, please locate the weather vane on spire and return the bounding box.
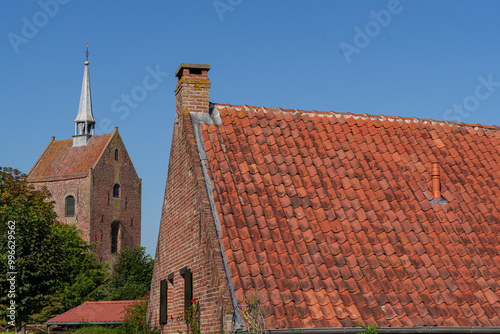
[85,41,89,64]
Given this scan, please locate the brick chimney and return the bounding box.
[175,63,211,117]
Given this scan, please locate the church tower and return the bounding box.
[27,44,142,263]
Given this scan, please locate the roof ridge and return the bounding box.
[212,102,500,131]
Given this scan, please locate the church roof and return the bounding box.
[199,103,500,329]
[28,133,113,182]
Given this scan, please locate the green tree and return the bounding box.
[108,246,154,301]
[0,167,64,333]
[0,167,108,332]
[30,223,109,323]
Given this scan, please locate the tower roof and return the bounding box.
[28,133,114,182]
[74,58,95,124]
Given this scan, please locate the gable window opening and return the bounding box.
[115,148,119,161]
[113,184,120,198]
[65,195,75,217]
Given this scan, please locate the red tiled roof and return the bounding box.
[46,300,140,325]
[28,134,113,182]
[201,104,500,329]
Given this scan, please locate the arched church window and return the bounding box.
[65,196,75,217]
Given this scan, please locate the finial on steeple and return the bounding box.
[85,41,89,65]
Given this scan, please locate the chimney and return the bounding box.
[431,162,441,199]
[175,63,211,116]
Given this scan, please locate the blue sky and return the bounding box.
[2,1,500,257]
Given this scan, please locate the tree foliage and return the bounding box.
[0,167,108,331]
[122,296,160,334]
[30,223,109,323]
[0,167,64,331]
[108,246,154,301]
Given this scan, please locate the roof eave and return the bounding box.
[243,327,500,334]
[44,321,123,326]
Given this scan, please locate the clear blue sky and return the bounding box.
[2,1,500,257]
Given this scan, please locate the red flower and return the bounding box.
[191,298,199,303]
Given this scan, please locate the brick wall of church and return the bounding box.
[29,177,92,241]
[90,131,142,263]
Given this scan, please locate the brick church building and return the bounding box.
[147,63,500,333]
[27,54,141,263]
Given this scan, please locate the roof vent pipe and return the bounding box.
[431,162,441,199]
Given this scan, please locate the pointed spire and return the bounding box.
[73,42,96,147]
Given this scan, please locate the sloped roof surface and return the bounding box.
[28,134,112,182]
[200,104,500,329]
[46,300,138,324]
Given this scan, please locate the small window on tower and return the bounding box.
[113,184,120,198]
[65,196,75,217]
[115,149,119,161]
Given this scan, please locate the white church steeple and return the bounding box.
[73,42,96,147]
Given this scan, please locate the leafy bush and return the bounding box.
[177,298,200,334]
[70,325,123,333]
[122,295,160,334]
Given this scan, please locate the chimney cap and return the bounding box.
[175,63,211,78]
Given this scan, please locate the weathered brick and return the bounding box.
[147,64,233,334]
[27,129,141,263]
